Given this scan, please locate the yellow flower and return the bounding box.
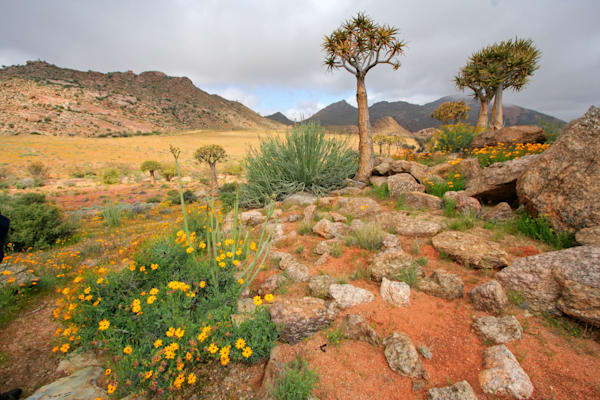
[154,339,163,348]
[139,266,146,272]
[199,241,206,249]
[242,346,253,358]
[150,263,158,270]
[176,230,184,237]
[107,383,116,394]
[186,247,194,254]
[253,295,263,306]
[176,361,184,371]
[123,346,132,355]
[199,281,206,288]
[220,355,230,366]
[235,338,246,349]
[187,372,197,384]
[131,299,141,313]
[98,319,110,331]
[105,368,111,375]
[129,265,136,271]
[51,346,58,353]
[60,343,70,353]
[147,296,156,304]
[149,288,159,295]
[226,251,233,258]
[174,327,185,338]
[237,278,244,285]
[145,370,153,380]
[84,287,91,294]
[207,343,218,354]
[264,293,274,302]
[96,278,104,284]
[249,241,257,251]
[166,327,176,337]
[173,373,185,389]
[236,248,242,256]
[185,351,192,361]
[232,259,240,266]
[218,261,226,268]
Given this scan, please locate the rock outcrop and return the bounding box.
[427,381,478,400]
[380,277,411,307]
[432,231,510,269]
[388,173,425,196]
[479,345,534,399]
[469,280,508,314]
[419,270,464,300]
[340,314,382,346]
[328,284,375,309]
[473,315,523,344]
[269,297,339,344]
[369,248,420,283]
[471,125,546,148]
[374,212,442,237]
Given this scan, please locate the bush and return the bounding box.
[102,204,123,227]
[141,160,161,181]
[166,189,197,204]
[70,164,96,178]
[0,193,77,251]
[470,142,549,167]
[344,222,383,251]
[27,161,48,179]
[370,183,390,200]
[422,174,466,198]
[431,123,475,153]
[101,168,120,185]
[159,163,176,182]
[515,213,575,249]
[272,356,319,400]
[218,183,238,211]
[241,122,358,207]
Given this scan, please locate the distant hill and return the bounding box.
[303,96,565,132]
[265,112,294,126]
[0,60,282,137]
[371,116,412,136]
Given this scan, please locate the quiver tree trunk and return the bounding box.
[490,83,504,130]
[355,75,373,182]
[209,163,218,191]
[476,99,489,133]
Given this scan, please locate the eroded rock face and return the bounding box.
[479,345,534,399]
[383,332,428,380]
[401,192,444,210]
[328,284,375,309]
[427,381,478,400]
[432,231,510,269]
[473,315,523,344]
[517,106,600,231]
[388,173,425,196]
[369,248,420,283]
[469,280,508,314]
[340,314,382,346]
[375,212,442,237]
[25,366,107,400]
[419,269,464,300]
[465,155,540,203]
[336,197,382,217]
[308,275,335,299]
[380,277,411,307]
[576,226,600,246]
[471,125,546,149]
[269,297,339,344]
[443,191,482,215]
[496,246,600,326]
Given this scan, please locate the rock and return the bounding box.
[303,204,317,222]
[432,231,510,269]
[465,155,540,203]
[328,284,375,309]
[270,251,296,269]
[517,109,600,231]
[380,277,410,307]
[317,197,337,207]
[443,191,482,215]
[268,297,339,344]
[382,233,400,249]
[285,261,310,282]
[336,197,382,217]
[18,177,35,188]
[497,246,600,325]
[308,275,335,298]
[388,173,425,196]
[340,314,381,346]
[427,381,478,400]
[417,345,433,360]
[576,226,600,246]
[375,212,442,237]
[56,351,101,375]
[266,223,285,240]
[473,315,523,344]
[370,176,389,187]
[312,218,346,239]
[286,214,301,222]
[389,160,432,182]
[469,280,509,314]
[344,178,368,189]
[479,345,534,399]
[471,125,546,149]
[456,158,482,181]
[329,211,347,223]
[314,240,338,255]
[257,345,285,399]
[482,202,514,222]
[0,263,38,288]
[400,192,443,210]
[419,269,464,300]
[314,253,328,266]
[237,298,257,314]
[369,248,421,283]
[240,210,266,226]
[374,159,393,175]
[383,332,428,380]
[283,192,317,206]
[331,186,363,196]
[24,366,106,400]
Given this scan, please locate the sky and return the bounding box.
[1,0,598,122]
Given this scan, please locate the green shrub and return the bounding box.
[166,189,197,204]
[344,222,383,251]
[272,356,319,400]
[27,161,48,179]
[330,242,342,258]
[241,122,357,207]
[101,168,120,185]
[102,204,123,227]
[392,263,420,288]
[423,175,466,198]
[218,182,238,211]
[443,199,457,218]
[515,213,575,249]
[447,212,477,231]
[432,123,475,153]
[471,142,549,167]
[159,163,176,182]
[0,193,77,251]
[297,220,314,236]
[370,183,390,199]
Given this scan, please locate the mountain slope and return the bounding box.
[306,100,358,126]
[265,112,294,126]
[0,60,282,136]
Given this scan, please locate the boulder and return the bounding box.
[370,176,389,187]
[517,107,600,231]
[390,160,432,182]
[375,212,442,237]
[0,263,38,288]
[240,209,266,226]
[266,223,285,241]
[380,277,411,307]
[312,219,346,239]
[328,284,375,309]
[419,269,464,300]
[283,192,317,206]
[24,366,106,400]
[473,315,523,344]
[268,297,339,344]
[314,240,340,255]
[427,381,478,400]
[269,252,309,282]
[308,275,335,299]
[388,173,425,196]
[456,158,482,181]
[383,332,428,380]
[576,226,600,246]
[469,280,508,314]
[401,192,443,210]
[432,231,510,269]
[443,191,482,215]
[382,232,401,249]
[340,314,382,346]
[314,253,328,266]
[303,204,317,222]
[369,248,421,283]
[329,212,347,223]
[257,346,285,399]
[482,202,514,222]
[479,345,534,399]
[465,155,540,203]
[56,351,101,375]
[336,197,382,217]
[471,125,546,148]
[496,246,600,326]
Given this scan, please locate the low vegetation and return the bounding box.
[471,142,549,167]
[514,213,576,249]
[431,123,475,153]
[344,222,384,251]
[272,356,319,400]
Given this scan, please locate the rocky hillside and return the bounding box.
[0,61,282,137]
[304,97,565,132]
[265,111,295,126]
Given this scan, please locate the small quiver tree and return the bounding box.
[140,160,161,184]
[160,163,176,182]
[194,144,227,191]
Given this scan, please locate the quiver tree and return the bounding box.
[194,144,227,190]
[140,160,161,183]
[323,12,406,182]
[430,101,471,124]
[455,52,496,132]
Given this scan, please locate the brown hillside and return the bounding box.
[0,61,281,137]
[372,116,412,136]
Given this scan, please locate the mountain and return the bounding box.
[371,116,412,136]
[0,60,281,137]
[265,111,294,126]
[303,96,565,132]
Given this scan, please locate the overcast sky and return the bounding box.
[1,0,598,122]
